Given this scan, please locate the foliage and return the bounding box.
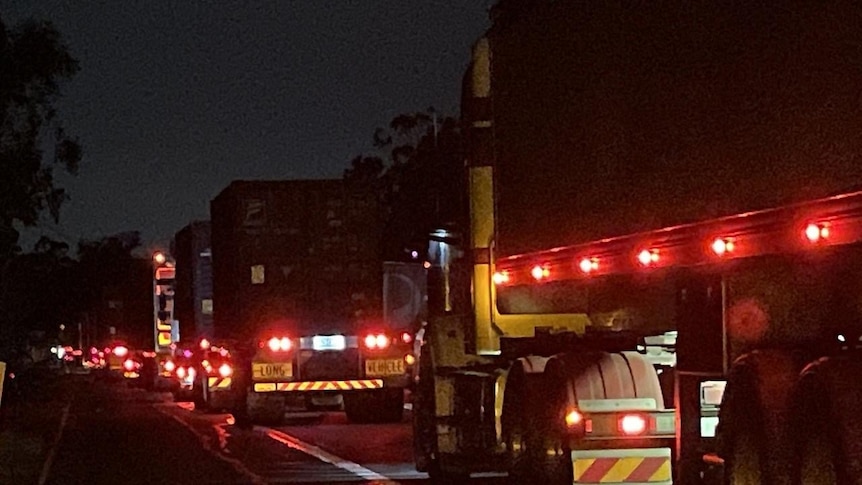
[345,108,466,260]
[0,16,81,258]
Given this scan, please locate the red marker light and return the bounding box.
[199,338,211,350]
[531,265,550,281]
[805,223,829,243]
[619,414,647,435]
[492,271,510,285]
[401,332,413,344]
[637,249,659,266]
[579,258,598,274]
[711,238,735,256]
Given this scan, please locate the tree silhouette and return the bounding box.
[0,16,81,258]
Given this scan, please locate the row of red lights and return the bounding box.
[257,332,414,352]
[496,222,830,284]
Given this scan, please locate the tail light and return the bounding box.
[267,337,292,352]
[202,360,213,374]
[364,334,390,350]
[218,363,232,378]
[401,332,413,344]
[163,360,176,373]
[123,359,135,371]
[113,346,129,357]
[619,414,647,436]
[200,338,211,350]
[176,366,186,379]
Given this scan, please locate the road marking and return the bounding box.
[38,401,70,485]
[156,405,267,485]
[263,427,399,484]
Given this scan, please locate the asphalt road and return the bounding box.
[41,375,507,484]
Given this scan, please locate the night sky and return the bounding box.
[2,1,494,252]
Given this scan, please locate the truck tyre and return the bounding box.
[503,360,571,485]
[718,349,804,485]
[247,393,285,425]
[791,355,862,485]
[344,388,403,424]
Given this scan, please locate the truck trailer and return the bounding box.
[412,3,862,484]
[210,180,421,423]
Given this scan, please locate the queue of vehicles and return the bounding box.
[107,3,862,484]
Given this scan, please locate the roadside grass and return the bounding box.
[0,370,75,484]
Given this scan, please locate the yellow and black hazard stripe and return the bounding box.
[253,379,384,393]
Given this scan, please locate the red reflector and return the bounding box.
[620,414,647,435]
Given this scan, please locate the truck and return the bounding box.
[172,221,214,341]
[210,180,422,423]
[412,2,862,484]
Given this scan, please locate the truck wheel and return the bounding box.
[247,393,285,425]
[791,355,862,485]
[719,349,804,485]
[344,388,403,424]
[504,361,570,484]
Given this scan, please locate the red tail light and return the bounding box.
[218,363,232,378]
[620,414,647,436]
[200,338,211,350]
[267,337,292,352]
[113,346,128,357]
[176,366,186,379]
[123,359,135,371]
[163,360,176,373]
[401,332,413,344]
[364,334,390,350]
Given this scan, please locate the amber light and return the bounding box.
[805,223,830,243]
[565,410,584,427]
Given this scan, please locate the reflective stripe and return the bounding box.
[573,449,672,484]
[208,377,232,389]
[253,379,384,392]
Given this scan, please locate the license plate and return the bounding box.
[252,362,293,381]
[365,359,405,376]
[312,335,346,351]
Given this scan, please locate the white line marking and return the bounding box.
[156,405,267,485]
[38,401,71,485]
[263,427,399,484]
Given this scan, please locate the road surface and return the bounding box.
[40,374,506,484]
